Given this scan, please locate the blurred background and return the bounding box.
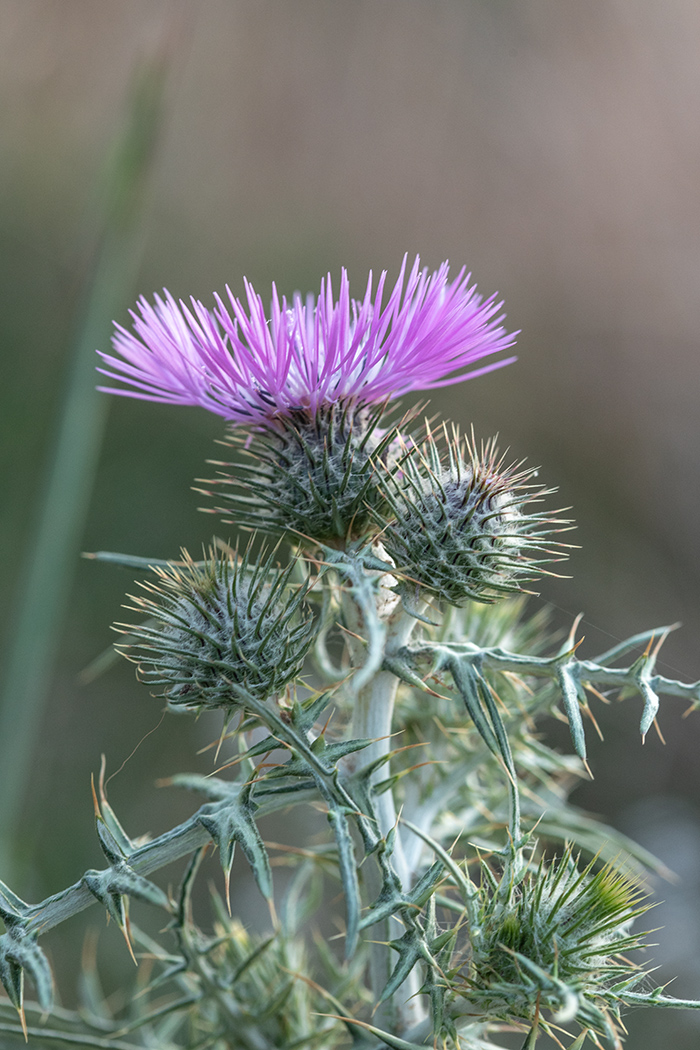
[2,1,700,1045]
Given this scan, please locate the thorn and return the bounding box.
[90,774,102,820]
[336,622,367,646]
[99,753,108,805]
[503,669,534,696]
[486,679,509,714]
[224,866,232,916]
[213,718,228,766]
[122,911,138,966]
[197,717,239,755]
[581,699,605,742]
[566,612,585,650]
[653,717,666,745]
[419,676,451,700]
[583,759,594,780]
[319,710,334,738]
[651,625,676,660]
[18,1003,27,1042]
[583,681,611,706]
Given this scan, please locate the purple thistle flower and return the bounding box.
[97,256,516,426]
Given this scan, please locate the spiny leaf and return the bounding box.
[0,929,54,1013]
[556,662,587,761]
[565,1033,591,1049]
[289,690,336,735]
[444,654,521,837]
[0,883,33,928]
[197,789,273,905]
[402,821,478,909]
[85,550,194,571]
[378,926,435,1006]
[82,865,170,917]
[360,860,444,931]
[261,736,373,778]
[315,1012,433,1050]
[174,845,207,928]
[82,863,170,965]
[324,799,361,958]
[519,1025,540,1049]
[168,772,240,802]
[0,941,23,1012]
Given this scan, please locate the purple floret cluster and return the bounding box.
[98,255,516,425]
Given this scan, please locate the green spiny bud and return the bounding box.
[117,545,317,712]
[461,846,651,1042]
[378,425,570,605]
[198,401,413,546]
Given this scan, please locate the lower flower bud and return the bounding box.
[462,847,650,1041]
[117,545,316,712]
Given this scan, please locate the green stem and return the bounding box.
[20,816,208,938]
[339,572,428,1032]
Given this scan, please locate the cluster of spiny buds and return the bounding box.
[97,258,572,717]
[99,256,571,724]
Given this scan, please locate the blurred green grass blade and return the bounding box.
[0,55,169,876]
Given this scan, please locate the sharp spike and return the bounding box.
[90,774,101,821]
[121,911,138,966]
[18,1004,27,1043]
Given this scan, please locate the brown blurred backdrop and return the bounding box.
[2,2,700,1045]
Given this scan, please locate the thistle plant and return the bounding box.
[3,256,700,1050]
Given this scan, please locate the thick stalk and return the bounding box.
[339,575,428,1032]
[16,816,210,937]
[343,595,423,882]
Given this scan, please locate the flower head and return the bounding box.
[377,426,569,605]
[118,546,316,713]
[456,846,653,1045]
[98,256,516,426]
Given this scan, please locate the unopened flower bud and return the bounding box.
[118,546,316,712]
[464,847,649,1040]
[378,427,570,605]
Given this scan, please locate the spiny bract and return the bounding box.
[201,401,411,545]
